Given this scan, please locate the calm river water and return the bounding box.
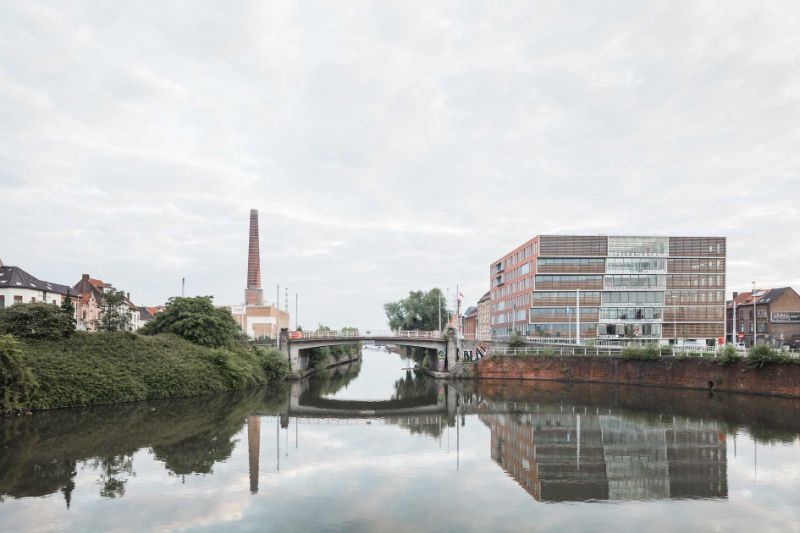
[1,347,799,532]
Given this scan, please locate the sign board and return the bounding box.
[737,333,745,341]
[437,350,446,360]
[771,312,800,323]
[717,336,724,345]
[289,331,303,339]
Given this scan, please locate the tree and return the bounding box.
[97,290,132,332]
[140,296,241,347]
[60,292,76,329]
[384,288,448,331]
[0,302,75,339]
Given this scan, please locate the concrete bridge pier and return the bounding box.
[446,327,459,372]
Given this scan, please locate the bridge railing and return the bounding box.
[289,329,445,341]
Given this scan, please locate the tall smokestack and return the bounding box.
[245,209,264,305]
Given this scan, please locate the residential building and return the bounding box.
[73,274,142,331]
[462,306,478,339]
[224,209,290,339]
[727,287,800,347]
[489,235,726,345]
[0,261,74,311]
[477,291,491,340]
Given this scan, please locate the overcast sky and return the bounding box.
[1,1,799,329]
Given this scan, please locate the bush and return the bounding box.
[509,334,525,348]
[0,302,75,340]
[141,296,241,347]
[621,344,661,361]
[0,335,38,413]
[256,348,290,381]
[718,345,741,367]
[747,345,790,368]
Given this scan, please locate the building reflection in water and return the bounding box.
[480,409,727,502]
[247,415,260,494]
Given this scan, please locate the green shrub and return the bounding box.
[747,345,791,368]
[718,345,741,367]
[140,296,241,347]
[622,344,661,361]
[509,334,526,348]
[256,347,290,381]
[0,303,75,340]
[0,335,38,413]
[422,355,431,368]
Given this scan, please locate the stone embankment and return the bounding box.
[475,356,800,398]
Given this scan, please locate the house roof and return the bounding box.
[477,291,491,304]
[727,287,797,308]
[463,306,478,318]
[0,265,73,296]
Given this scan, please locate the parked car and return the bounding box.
[734,342,747,352]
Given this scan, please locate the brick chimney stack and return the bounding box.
[245,209,264,306]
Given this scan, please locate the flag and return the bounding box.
[458,291,464,302]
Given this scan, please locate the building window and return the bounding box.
[14,295,22,304]
[0,295,4,308]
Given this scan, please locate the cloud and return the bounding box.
[0,0,799,328]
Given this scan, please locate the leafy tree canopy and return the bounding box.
[140,296,241,347]
[384,288,448,331]
[0,302,75,340]
[97,290,132,333]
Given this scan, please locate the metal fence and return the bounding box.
[289,329,444,341]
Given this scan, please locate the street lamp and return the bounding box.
[575,288,581,345]
[752,281,757,346]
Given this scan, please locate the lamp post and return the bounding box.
[752,281,757,346]
[576,288,581,345]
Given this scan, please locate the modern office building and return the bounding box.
[489,235,726,345]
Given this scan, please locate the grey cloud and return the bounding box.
[1,0,799,328]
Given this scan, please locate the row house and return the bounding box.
[72,274,145,331]
[0,262,75,314]
[727,287,800,347]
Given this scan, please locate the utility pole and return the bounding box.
[438,290,442,331]
[285,288,288,315]
[576,288,581,345]
[752,281,757,346]
[732,298,737,344]
[295,293,298,330]
[276,285,280,309]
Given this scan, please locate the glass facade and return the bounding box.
[494,235,725,342]
[608,236,668,257]
[606,258,667,273]
[604,275,665,290]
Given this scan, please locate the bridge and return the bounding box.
[279,328,458,375]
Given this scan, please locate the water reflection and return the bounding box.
[482,410,727,502]
[1,355,799,527]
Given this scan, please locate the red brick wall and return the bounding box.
[476,356,800,398]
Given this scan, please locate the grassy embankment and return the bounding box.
[8,332,287,412]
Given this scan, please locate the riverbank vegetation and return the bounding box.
[306,324,361,374]
[0,297,289,414]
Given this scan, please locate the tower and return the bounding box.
[245,209,264,305]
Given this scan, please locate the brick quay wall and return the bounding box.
[474,356,800,398]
